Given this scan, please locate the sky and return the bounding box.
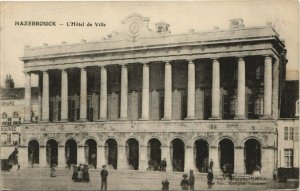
[0,0,299,87]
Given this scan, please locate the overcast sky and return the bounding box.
[1,0,298,87]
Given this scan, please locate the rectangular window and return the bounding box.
[289,127,294,140]
[284,127,289,140]
[284,127,294,140]
[284,149,294,168]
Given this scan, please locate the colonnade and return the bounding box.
[24,56,273,123]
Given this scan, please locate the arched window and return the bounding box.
[296,100,299,117]
[1,112,7,119]
[13,112,19,118]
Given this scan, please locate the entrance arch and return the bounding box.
[219,139,234,174]
[46,139,58,166]
[85,139,97,168]
[194,139,209,172]
[65,139,77,165]
[244,139,261,174]
[147,138,161,171]
[105,139,118,169]
[126,138,139,170]
[28,140,39,165]
[171,138,185,172]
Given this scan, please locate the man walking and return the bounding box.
[100,165,108,191]
[209,159,214,171]
[207,169,214,189]
[189,170,195,190]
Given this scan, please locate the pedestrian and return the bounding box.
[161,178,169,191]
[50,165,56,177]
[209,159,214,171]
[100,165,108,191]
[66,157,71,170]
[189,170,195,191]
[180,174,189,190]
[207,169,214,189]
[163,158,167,172]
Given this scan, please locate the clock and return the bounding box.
[129,22,140,35]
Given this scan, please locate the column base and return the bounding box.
[209,117,221,120]
[184,116,195,120]
[139,117,149,121]
[260,115,273,120]
[60,119,68,123]
[97,118,107,122]
[23,120,31,124]
[40,120,49,123]
[161,117,172,121]
[79,118,87,122]
[234,115,246,120]
[119,117,128,121]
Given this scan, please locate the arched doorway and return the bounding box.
[105,139,118,169]
[147,138,161,171]
[244,139,261,174]
[85,139,97,168]
[126,138,139,170]
[65,139,77,165]
[171,138,185,172]
[28,140,39,165]
[219,139,234,174]
[46,139,58,166]
[194,139,209,172]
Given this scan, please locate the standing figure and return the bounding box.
[189,170,195,191]
[100,165,108,191]
[207,169,214,189]
[209,159,214,171]
[161,179,169,191]
[180,174,189,190]
[66,157,71,170]
[50,165,56,177]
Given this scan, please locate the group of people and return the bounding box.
[222,163,233,180]
[179,170,195,190]
[71,164,90,182]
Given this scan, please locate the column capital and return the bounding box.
[263,55,273,60]
[238,57,245,61]
[120,64,128,68]
[211,57,219,61]
[40,69,49,73]
[187,59,195,64]
[163,61,172,65]
[79,66,87,70]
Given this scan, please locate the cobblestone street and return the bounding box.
[1,168,293,190]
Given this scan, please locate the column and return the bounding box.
[234,147,245,174]
[61,69,68,122]
[141,63,150,120]
[211,59,220,119]
[120,65,128,120]
[117,145,127,170]
[97,145,105,169]
[139,145,148,171]
[261,147,275,179]
[186,60,195,119]
[209,147,221,174]
[42,71,49,122]
[80,67,87,121]
[77,146,85,164]
[161,145,172,172]
[99,66,107,121]
[39,146,47,167]
[272,58,279,119]
[38,74,42,122]
[235,57,246,119]
[263,56,272,118]
[184,146,195,172]
[24,72,31,123]
[57,146,65,167]
[19,146,28,168]
[163,61,172,120]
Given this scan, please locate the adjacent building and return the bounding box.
[2,14,289,178]
[278,80,299,178]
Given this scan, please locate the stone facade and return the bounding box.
[17,14,287,178]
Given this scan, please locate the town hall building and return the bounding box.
[16,14,287,178]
